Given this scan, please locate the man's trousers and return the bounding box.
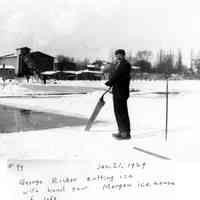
[113,95,131,134]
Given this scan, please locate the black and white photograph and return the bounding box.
[0,0,199,199]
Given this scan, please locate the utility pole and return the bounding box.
[190,49,194,72]
[2,63,6,89]
[165,64,169,141]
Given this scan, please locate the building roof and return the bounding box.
[29,51,54,58]
[63,71,82,74]
[0,65,15,69]
[81,69,102,74]
[16,46,31,50]
[131,66,140,69]
[41,71,60,75]
[41,70,103,76]
[87,64,96,68]
[0,53,17,59]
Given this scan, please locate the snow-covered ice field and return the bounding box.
[0,79,199,162]
[0,79,200,199]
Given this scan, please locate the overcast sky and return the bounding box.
[0,0,200,64]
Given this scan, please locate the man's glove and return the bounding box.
[105,81,112,86]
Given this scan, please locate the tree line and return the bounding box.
[125,50,188,74]
[55,49,200,75]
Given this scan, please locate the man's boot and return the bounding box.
[112,132,121,139]
[119,132,131,140]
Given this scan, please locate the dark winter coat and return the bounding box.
[107,59,131,99]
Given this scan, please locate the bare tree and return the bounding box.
[175,50,184,73]
[108,48,115,63]
[155,50,175,73]
[135,50,153,62]
[55,55,76,71]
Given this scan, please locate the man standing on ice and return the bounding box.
[104,49,131,140]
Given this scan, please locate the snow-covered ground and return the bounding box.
[0,79,199,162]
[0,79,200,199]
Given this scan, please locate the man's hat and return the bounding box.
[115,49,126,56]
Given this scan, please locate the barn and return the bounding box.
[0,47,54,77]
[0,65,15,79]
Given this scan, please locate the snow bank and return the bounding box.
[0,82,32,96]
[0,80,200,162]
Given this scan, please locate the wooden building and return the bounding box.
[24,51,54,75]
[0,65,15,79]
[0,47,54,77]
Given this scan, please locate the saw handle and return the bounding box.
[100,87,112,101]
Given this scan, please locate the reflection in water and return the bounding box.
[20,109,31,115]
[0,105,101,133]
